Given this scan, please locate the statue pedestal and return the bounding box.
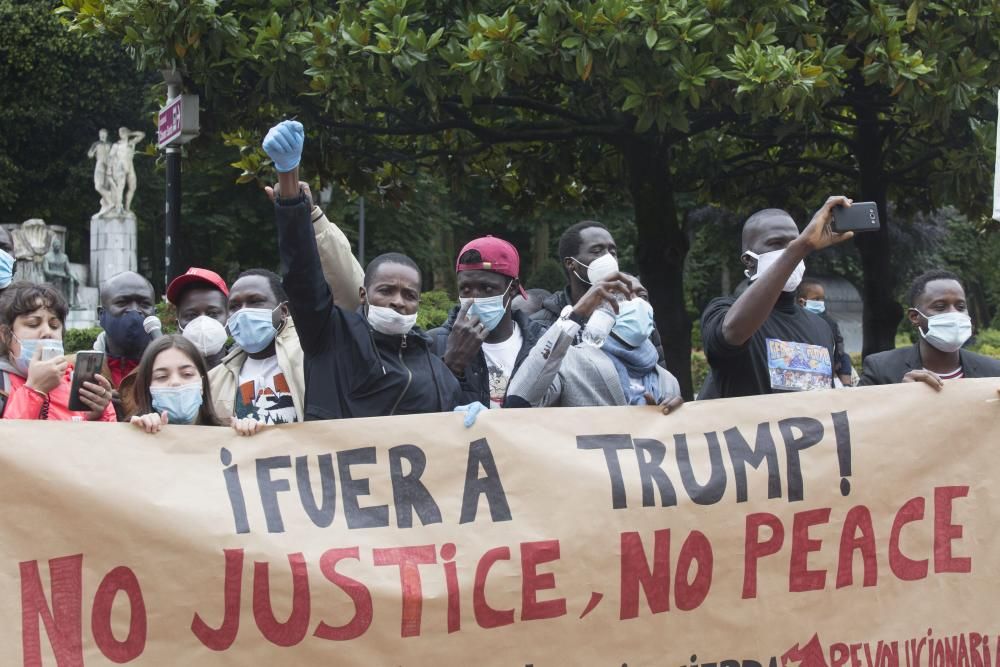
[66,287,99,329]
[90,211,137,287]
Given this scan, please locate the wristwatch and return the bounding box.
[557,305,586,337]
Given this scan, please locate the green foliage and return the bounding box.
[56,0,1000,392]
[416,290,454,331]
[970,328,1000,360]
[63,326,102,354]
[526,259,565,293]
[691,350,709,395]
[155,300,178,333]
[0,0,154,261]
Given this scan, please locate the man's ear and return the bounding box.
[358,286,367,307]
[507,279,520,305]
[907,307,923,329]
[740,252,755,273]
[797,297,806,307]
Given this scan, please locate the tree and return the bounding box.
[61,0,851,397]
[0,0,153,260]
[720,0,1000,355]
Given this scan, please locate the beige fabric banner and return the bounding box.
[2,379,999,666]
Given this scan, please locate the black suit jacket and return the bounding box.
[859,343,1000,385]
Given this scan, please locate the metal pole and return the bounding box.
[164,146,181,286]
[164,78,182,288]
[358,196,366,266]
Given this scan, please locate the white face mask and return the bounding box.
[914,310,972,353]
[584,253,620,285]
[367,304,418,336]
[180,315,229,357]
[743,249,805,293]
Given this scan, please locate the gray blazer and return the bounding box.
[506,324,681,407]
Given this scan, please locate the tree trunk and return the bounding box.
[853,99,903,356]
[532,219,549,277]
[434,226,457,295]
[620,138,693,398]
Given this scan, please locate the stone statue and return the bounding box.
[42,238,78,306]
[87,128,116,217]
[108,127,145,213]
[11,219,52,284]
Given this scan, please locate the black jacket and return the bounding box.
[428,307,546,406]
[531,287,667,365]
[276,194,463,420]
[859,343,1000,386]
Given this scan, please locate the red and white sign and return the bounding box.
[158,94,199,148]
[157,96,183,148]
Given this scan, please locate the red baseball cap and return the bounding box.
[456,236,528,298]
[166,267,229,305]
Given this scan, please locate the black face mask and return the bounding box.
[100,309,150,359]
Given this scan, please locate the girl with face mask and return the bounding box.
[0,282,116,421]
[128,335,265,436]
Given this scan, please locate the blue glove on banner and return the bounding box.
[262,120,305,173]
[454,402,488,428]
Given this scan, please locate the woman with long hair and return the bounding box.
[129,334,262,435]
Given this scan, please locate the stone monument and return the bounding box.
[88,127,142,287]
[1,219,99,328]
[43,238,79,307]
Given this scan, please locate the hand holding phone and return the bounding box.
[832,201,880,234]
[68,351,105,412]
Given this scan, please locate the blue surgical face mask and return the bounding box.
[227,305,281,354]
[803,299,825,314]
[611,298,654,348]
[0,248,14,289]
[460,281,512,333]
[150,382,203,425]
[12,337,64,376]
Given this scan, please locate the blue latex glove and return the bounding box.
[454,402,488,428]
[262,120,305,173]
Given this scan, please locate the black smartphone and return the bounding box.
[832,201,880,233]
[68,351,105,412]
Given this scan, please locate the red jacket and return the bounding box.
[1,365,117,422]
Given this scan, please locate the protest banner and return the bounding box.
[1,379,999,666]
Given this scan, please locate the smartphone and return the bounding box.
[39,341,62,361]
[832,201,880,234]
[68,351,105,412]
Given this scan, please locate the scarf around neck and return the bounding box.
[600,335,660,405]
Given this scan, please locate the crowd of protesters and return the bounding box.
[1,120,997,430]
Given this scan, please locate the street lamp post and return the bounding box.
[158,69,199,289]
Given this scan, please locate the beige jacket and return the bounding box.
[208,317,305,421]
[311,205,364,311]
[208,206,364,421]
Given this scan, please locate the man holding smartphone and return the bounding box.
[699,197,854,399]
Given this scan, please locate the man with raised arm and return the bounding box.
[699,199,854,399]
[263,120,468,420]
